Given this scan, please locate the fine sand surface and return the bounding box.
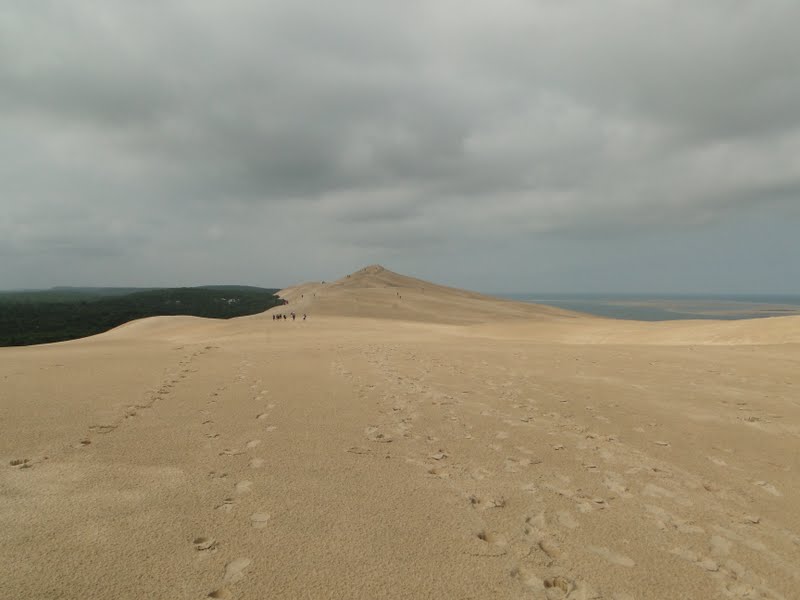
[2,265,799,599]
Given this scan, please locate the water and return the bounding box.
[498,293,800,321]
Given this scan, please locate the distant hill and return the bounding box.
[0,285,280,304]
[0,289,150,304]
[276,264,579,324]
[0,286,284,346]
[198,285,281,293]
[50,286,156,293]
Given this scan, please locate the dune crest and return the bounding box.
[275,264,578,324]
[276,265,800,345]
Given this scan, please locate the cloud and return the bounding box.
[1,1,798,289]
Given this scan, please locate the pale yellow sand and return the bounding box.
[2,266,799,599]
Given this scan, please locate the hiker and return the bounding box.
[292,313,296,321]
[303,314,307,321]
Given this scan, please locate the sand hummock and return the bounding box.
[2,266,799,599]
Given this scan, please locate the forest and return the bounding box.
[0,286,285,346]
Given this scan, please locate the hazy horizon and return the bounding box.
[4,274,800,298]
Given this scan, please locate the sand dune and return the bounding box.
[274,264,579,324]
[473,314,800,346]
[2,266,799,599]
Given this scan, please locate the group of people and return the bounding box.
[272,312,306,321]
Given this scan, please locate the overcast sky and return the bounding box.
[2,1,799,293]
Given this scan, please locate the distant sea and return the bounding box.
[498,293,800,321]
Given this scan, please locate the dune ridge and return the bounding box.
[276,265,800,345]
[273,264,580,325]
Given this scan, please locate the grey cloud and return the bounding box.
[1,1,799,290]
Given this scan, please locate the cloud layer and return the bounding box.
[2,1,799,291]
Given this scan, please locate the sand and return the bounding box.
[2,265,799,599]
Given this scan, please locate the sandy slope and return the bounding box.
[2,266,799,599]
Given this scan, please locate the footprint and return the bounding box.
[215,498,235,513]
[477,530,507,547]
[589,545,635,567]
[742,515,761,525]
[603,473,633,499]
[645,505,704,534]
[576,496,607,513]
[365,426,393,443]
[248,458,265,469]
[753,480,782,496]
[250,513,270,529]
[245,440,261,449]
[193,536,218,551]
[538,538,564,560]
[89,425,116,434]
[543,576,575,599]
[219,449,244,457]
[9,458,31,469]
[256,413,269,420]
[207,588,233,599]
[698,557,720,572]
[671,547,700,563]
[426,466,449,478]
[504,457,531,472]
[524,512,547,536]
[235,481,252,494]
[511,565,544,589]
[223,557,252,583]
[486,497,506,509]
